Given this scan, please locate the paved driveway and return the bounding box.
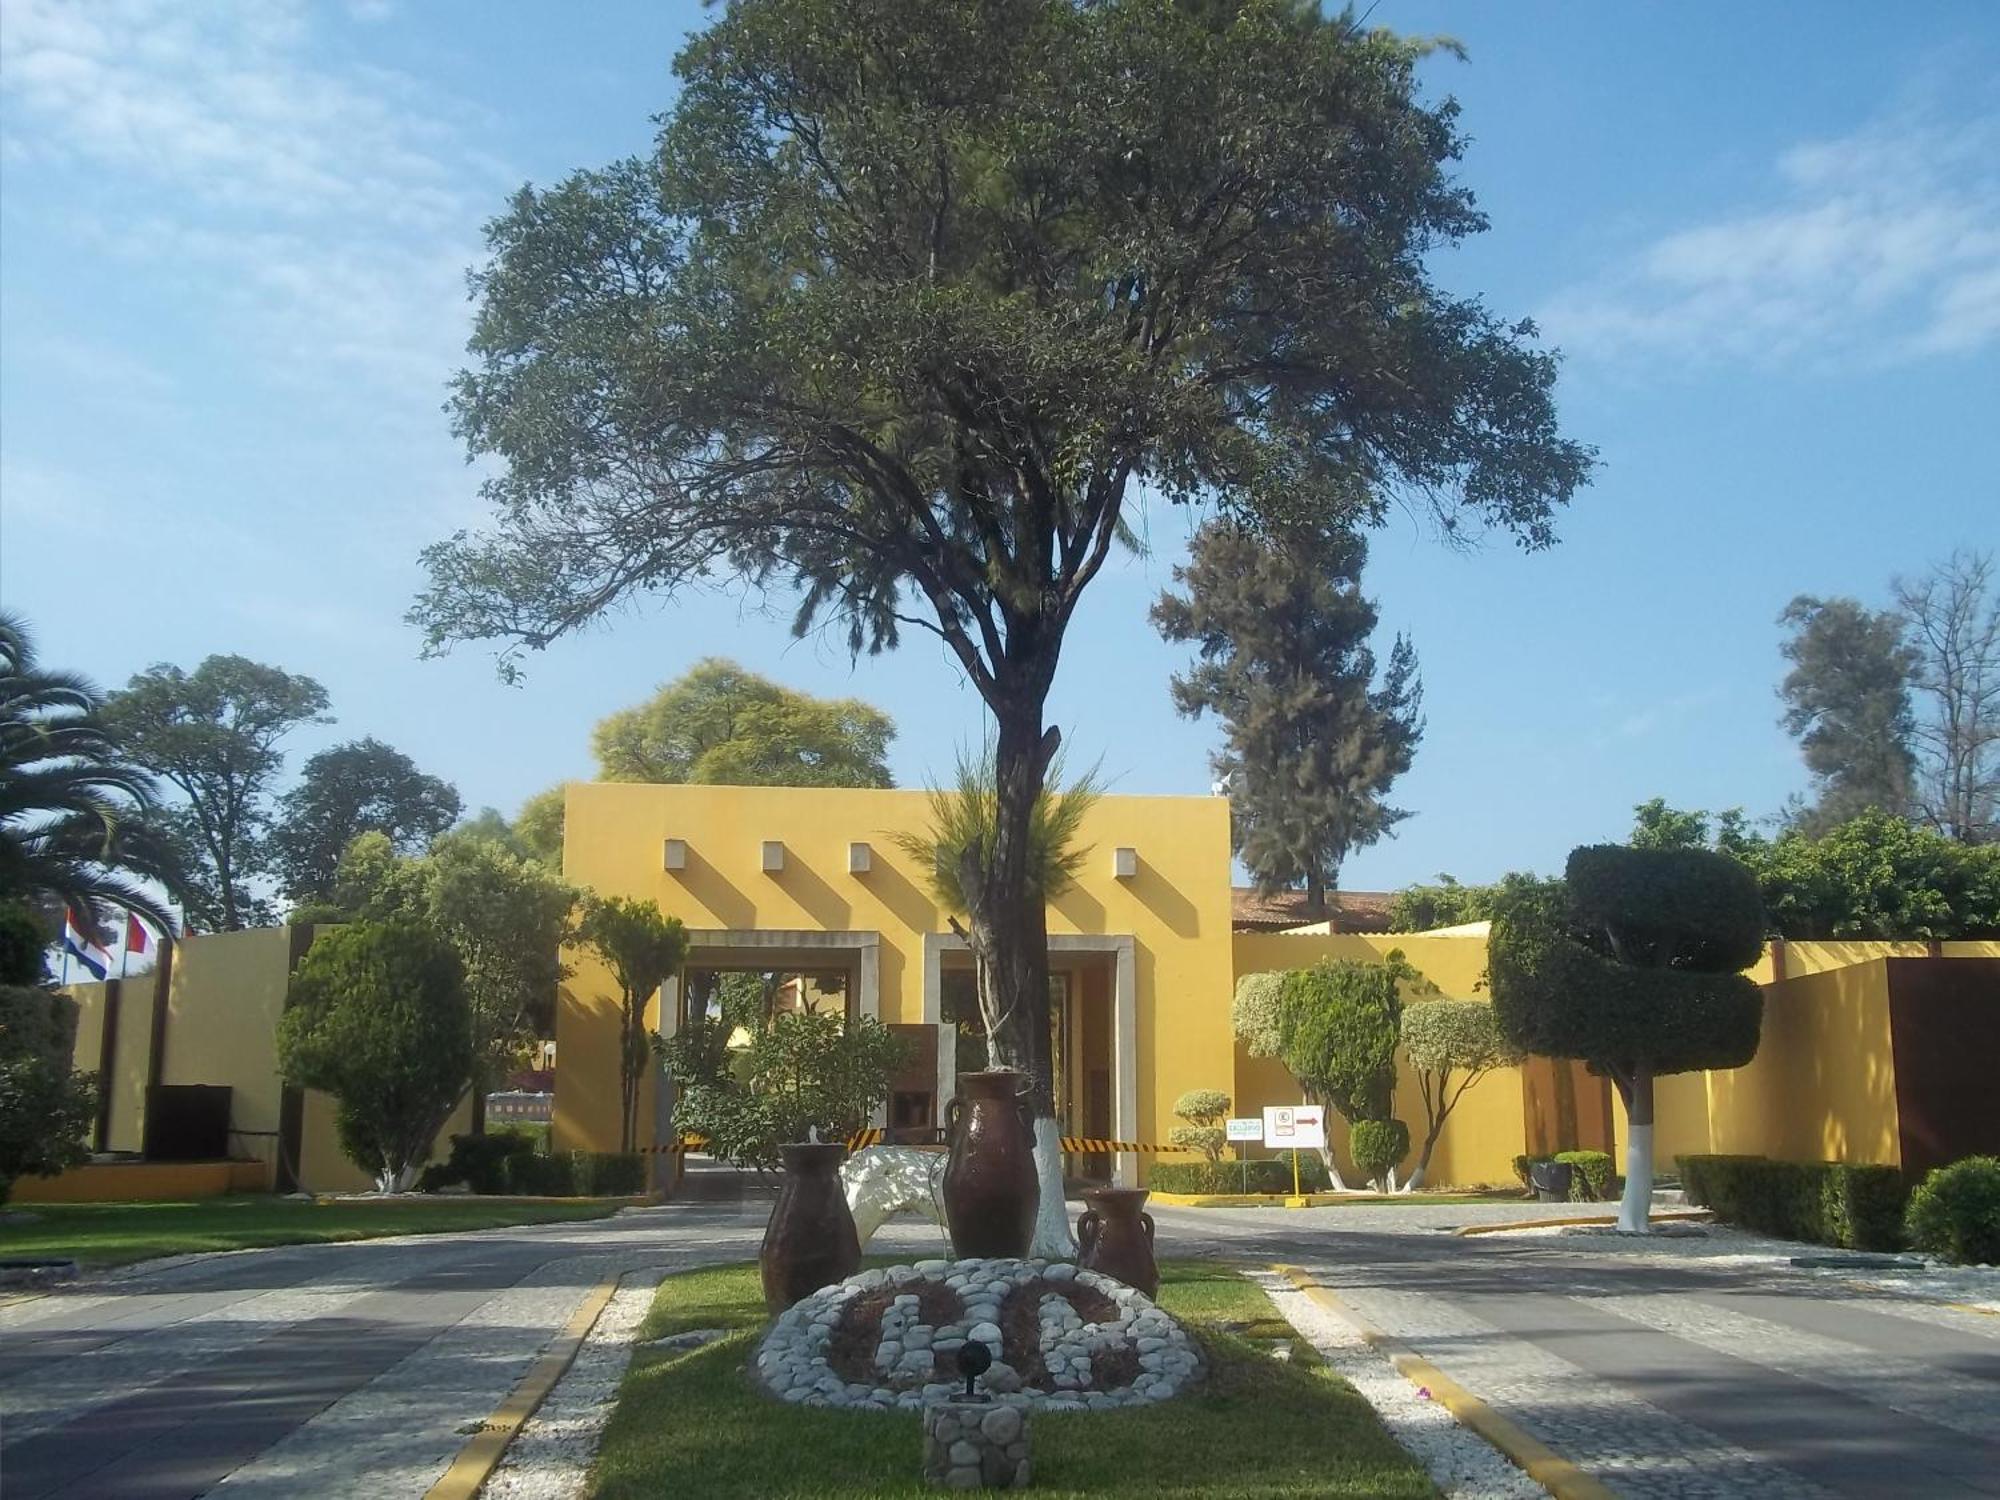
[4,1191,1994,1498]
[1153,1202,2000,1500]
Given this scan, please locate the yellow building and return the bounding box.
[44,779,2000,1200]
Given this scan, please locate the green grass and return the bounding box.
[595,1259,1436,1499]
[0,1194,622,1269]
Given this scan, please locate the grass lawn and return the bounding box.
[591,1259,1436,1499]
[0,1194,623,1269]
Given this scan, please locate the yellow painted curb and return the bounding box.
[1455,1209,1713,1237]
[424,1271,623,1500]
[1273,1264,1619,1500]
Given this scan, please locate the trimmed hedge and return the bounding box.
[1904,1156,2000,1266]
[1678,1154,1907,1251]
[1350,1120,1409,1183]
[1554,1150,1615,1202]
[421,1141,647,1198]
[1566,844,1765,971]
[1151,1154,1332,1196]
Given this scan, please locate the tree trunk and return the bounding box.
[1615,1067,1654,1233]
[1304,868,1326,922]
[963,702,1073,1257]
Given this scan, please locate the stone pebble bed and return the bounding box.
[757,1256,1202,1411]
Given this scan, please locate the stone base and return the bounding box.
[923,1398,1031,1489]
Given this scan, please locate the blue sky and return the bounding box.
[3,1,1995,892]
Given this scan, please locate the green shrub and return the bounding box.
[1150,1154,1331,1196]
[1904,1157,2000,1266]
[575,1150,647,1197]
[1554,1150,1615,1202]
[1679,1154,1907,1251]
[507,1151,580,1196]
[1349,1120,1409,1185]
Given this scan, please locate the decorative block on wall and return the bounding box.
[762,840,786,873]
[849,841,873,874]
[663,838,688,871]
[1112,846,1138,879]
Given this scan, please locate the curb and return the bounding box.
[424,1271,624,1500]
[1272,1264,1617,1500]
[1455,1209,1713,1237]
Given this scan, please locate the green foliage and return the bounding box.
[1566,843,1765,972]
[0,614,182,936]
[513,785,567,866]
[1777,595,1918,834]
[277,919,472,1191]
[1274,954,1417,1127]
[1904,1156,2000,1266]
[592,659,894,789]
[1173,1089,1231,1126]
[1553,1150,1615,1202]
[0,984,95,1203]
[582,896,690,1152]
[1150,1156,1332,1196]
[1348,1119,1409,1186]
[1488,864,1764,1078]
[271,738,460,904]
[421,1128,540,1195]
[1168,1124,1227,1163]
[1401,999,1522,1182]
[0,904,50,986]
[890,747,1100,916]
[1388,876,1497,933]
[106,654,332,931]
[1154,520,1422,911]
[501,1148,647,1198]
[678,1008,907,1170]
[1678,1154,1908,1252]
[1231,972,1288,1057]
[1748,809,2000,939]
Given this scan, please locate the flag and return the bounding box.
[126,914,150,956]
[63,909,110,982]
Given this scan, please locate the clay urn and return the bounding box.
[759,1141,861,1314]
[1074,1186,1158,1298]
[941,1068,1039,1258]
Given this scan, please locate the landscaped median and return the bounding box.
[1150,1190,1523,1209]
[0,1193,624,1270]
[584,1258,1436,1499]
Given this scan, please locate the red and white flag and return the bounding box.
[125,914,150,956]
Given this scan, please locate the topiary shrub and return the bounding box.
[575,1149,647,1197]
[1169,1088,1231,1164]
[1904,1156,2000,1266]
[1554,1150,1615,1202]
[441,1129,538,1194]
[1349,1119,1409,1189]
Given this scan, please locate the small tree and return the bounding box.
[1348,1119,1409,1192]
[1231,972,1288,1056]
[1387,875,1497,933]
[277,919,471,1192]
[1264,954,1422,1190]
[0,975,96,1205]
[1169,1088,1231,1165]
[1489,850,1764,1233]
[1400,999,1523,1189]
[581,896,689,1152]
[675,1007,908,1170]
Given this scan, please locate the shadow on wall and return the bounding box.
[670,848,757,929]
[1125,858,1199,939]
[767,858,852,930]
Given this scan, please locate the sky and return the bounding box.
[2,0,1995,894]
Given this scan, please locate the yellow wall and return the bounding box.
[558,781,1237,1173]
[162,928,292,1139]
[1227,930,1526,1188]
[14,1159,268,1203]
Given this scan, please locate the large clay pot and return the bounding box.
[1075,1187,1157,1298]
[942,1068,1038,1258]
[760,1142,861,1314]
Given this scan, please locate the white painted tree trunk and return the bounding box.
[1028,1115,1076,1258]
[1616,1067,1655,1233]
[376,1161,419,1194]
[1401,1163,1424,1192]
[1318,1147,1348,1191]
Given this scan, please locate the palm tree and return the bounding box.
[0,613,181,938]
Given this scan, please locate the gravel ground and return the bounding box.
[483,1268,667,1500]
[1494,1222,2000,1313]
[1249,1269,1546,1500]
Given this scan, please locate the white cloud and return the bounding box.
[1542,102,2000,368]
[0,0,504,404]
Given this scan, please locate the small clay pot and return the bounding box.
[760,1141,861,1314]
[941,1069,1039,1258]
[1075,1187,1157,1298]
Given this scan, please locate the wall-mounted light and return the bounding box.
[762,840,786,873]
[1113,846,1138,879]
[663,838,688,871]
[848,841,873,874]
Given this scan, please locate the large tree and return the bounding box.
[593,658,895,788]
[1154,518,1421,915]
[410,0,1592,1243]
[1896,549,1999,845]
[0,614,181,936]
[271,738,462,905]
[106,656,331,930]
[1776,596,1918,834]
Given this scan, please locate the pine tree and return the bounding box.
[1153,520,1422,916]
